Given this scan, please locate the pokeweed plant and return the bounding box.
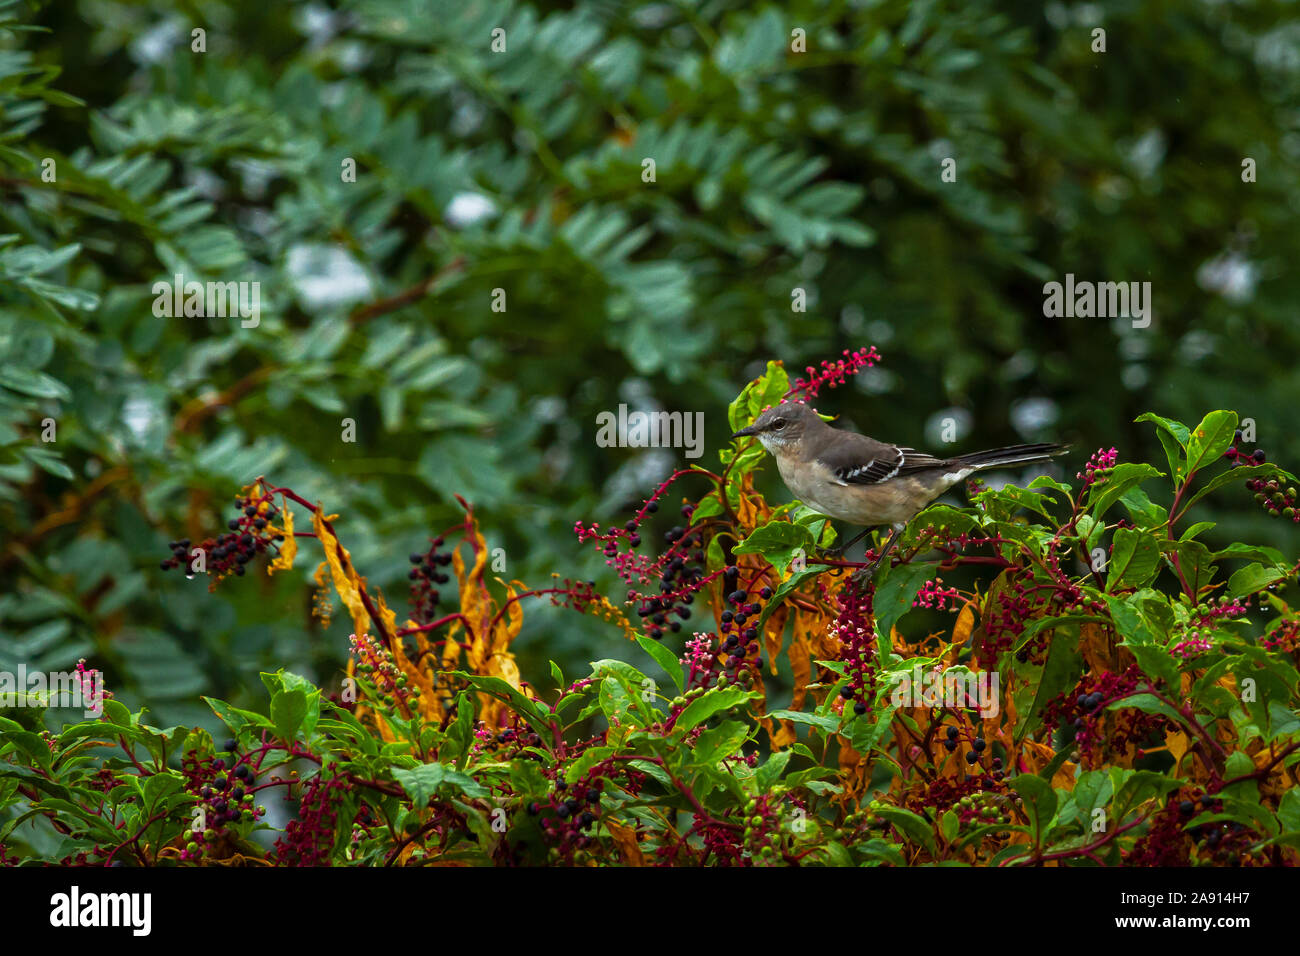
[2,351,1299,867]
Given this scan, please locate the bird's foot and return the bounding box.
[849,553,884,587]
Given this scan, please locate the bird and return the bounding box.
[730,401,1069,581]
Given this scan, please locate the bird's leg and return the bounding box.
[851,527,903,585]
[818,526,871,559]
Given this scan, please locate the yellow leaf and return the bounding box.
[313,508,369,641]
[604,819,645,867]
[953,603,975,645]
[1166,730,1189,768]
[311,561,333,627]
[266,502,296,575]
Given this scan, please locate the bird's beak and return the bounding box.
[731,425,760,439]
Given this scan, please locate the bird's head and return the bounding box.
[731,401,823,453]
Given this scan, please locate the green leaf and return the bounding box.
[636,634,683,693]
[1109,692,1184,726]
[0,365,71,400]
[1118,487,1168,529]
[732,520,815,575]
[1113,770,1185,819]
[1161,540,1218,596]
[690,720,750,766]
[755,750,792,789]
[564,746,616,785]
[1015,623,1083,742]
[1136,413,1190,484]
[727,361,789,434]
[1010,774,1058,843]
[1211,541,1287,565]
[675,687,754,732]
[766,708,842,734]
[875,806,936,853]
[1124,645,1181,694]
[598,676,636,725]
[1135,413,1191,447]
[903,505,978,546]
[1227,564,1286,598]
[1088,463,1164,519]
[455,673,553,739]
[393,763,487,806]
[270,688,307,744]
[1107,527,1160,591]
[1184,411,1237,479]
[940,809,960,844]
[1179,521,1215,541]
[853,838,907,866]
[1102,593,1156,645]
[1278,789,1300,835]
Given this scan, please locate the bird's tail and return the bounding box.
[954,442,1070,471]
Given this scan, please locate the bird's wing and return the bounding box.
[816,432,949,486]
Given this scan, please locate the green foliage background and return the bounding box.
[2,0,1298,724]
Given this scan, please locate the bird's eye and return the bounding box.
[771,419,786,430]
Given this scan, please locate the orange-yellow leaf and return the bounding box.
[313,508,369,640]
[604,819,645,866]
[266,503,296,576]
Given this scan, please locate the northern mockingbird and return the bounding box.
[731,401,1068,580]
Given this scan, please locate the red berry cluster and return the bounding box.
[1077,446,1118,491]
[1042,666,1171,768]
[159,491,283,583]
[1223,427,1268,468]
[688,817,747,866]
[739,793,784,865]
[680,631,721,691]
[1262,618,1300,654]
[350,632,419,715]
[1170,595,1251,659]
[994,558,1101,668]
[179,738,266,862]
[407,537,451,624]
[1245,476,1298,522]
[473,710,544,761]
[950,788,1016,829]
[575,477,722,642]
[525,777,603,858]
[831,583,877,716]
[785,346,882,400]
[75,657,110,712]
[273,773,349,866]
[1124,793,1196,866]
[716,564,771,684]
[939,721,1006,777]
[913,577,961,610]
[632,516,707,641]
[1191,809,1268,865]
